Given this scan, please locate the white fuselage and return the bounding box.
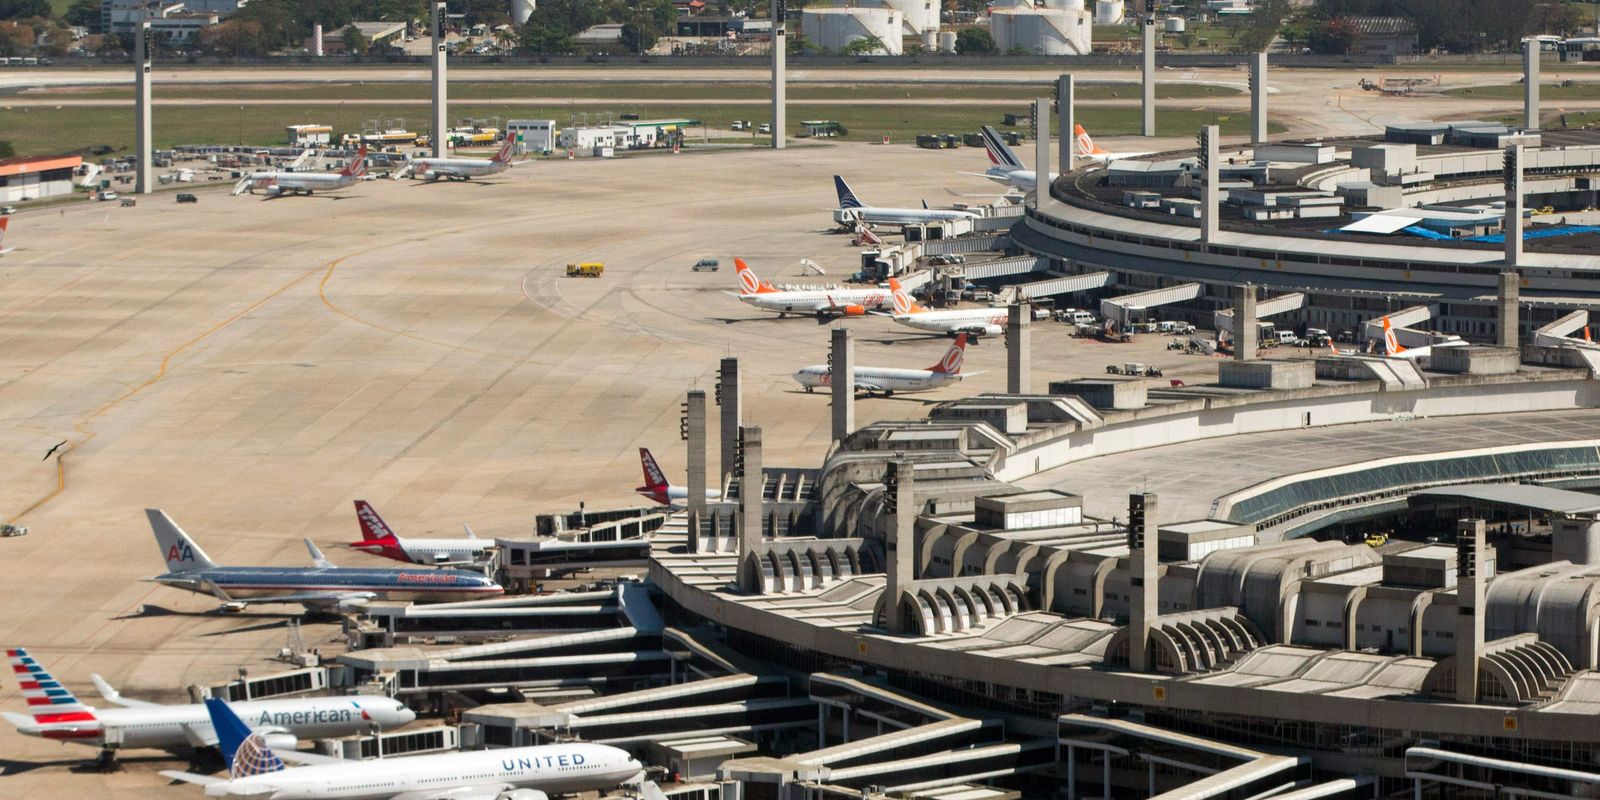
[838,207,979,226]
[246,172,358,195]
[983,167,1058,193]
[793,365,959,394]
[351,537,493,566]
[741,287,890,315]
[204,741,640,799]
[409,157,508,180]
[11,696,412,750]
[892,308,1008,337]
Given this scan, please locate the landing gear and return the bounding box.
[94,746,122,773]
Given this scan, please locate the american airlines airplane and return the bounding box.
[833,175,981,227]
[233,146,369,197]
[636,447,721,506]
[794,334,973,396]
[164,698,644,800]
[879,277,1008,339]
[2,648,413,754]
[145,509,502,611]
[730,258,893,319]
[346,500,493,567]
[395,139,515,181]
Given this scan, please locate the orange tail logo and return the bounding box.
[887,277,924,315]
[931,333,968,374]
[734,258,776,295]
[1073,124,1104,157]
[1382,316,1406,356]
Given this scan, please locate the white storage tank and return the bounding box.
[938,29,957,52]
[801,7,903,54]
[989,7,1092,55]
[1093,0,1123,24]
[1164,16,1184,33]
[855,0,936,37]
[510,0,534,25]
[922,27,937,50]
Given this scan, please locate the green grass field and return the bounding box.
[1446,82,1600,100]
[3,102,1281,157]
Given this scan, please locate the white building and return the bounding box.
[557,127,619,151]
[854,0,936,38]
[508,119,557,154]
[800,7,902,55]
[286,125,332,147]
[0,155,83,204]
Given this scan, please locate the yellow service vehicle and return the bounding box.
[566,262,605,278]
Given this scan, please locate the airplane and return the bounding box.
[0,216,12,256]
[346,500,493,567]
[1,648,414,757]
[162,697,644,800]
[395,138,515,181]
[233,146,368,197]
[963,125,1055,193]
[833,175,981,227]
[144,509,503,612]
[793,333,974,396]
[1073,124,1153,165]
[730,257,893,319]
[1377,315,1468,360]
[636,447,722,507]
[878,277,1008,339]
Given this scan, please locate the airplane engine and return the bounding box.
[261,732,299,750]
[497,790,549,800]
[423,171,441,181]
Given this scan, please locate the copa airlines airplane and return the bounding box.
[233,146,369,197]
[834,175,981,227]
[1073,124,1153,165]
[396,139,515,181]
[636,448,721,506]
[146,509,502,611]
[346,500,492,567]
[163,698,644,800]
[1,648,413,755]
[794,334,973,396]
[879,277,1008,339]
[730,258,893,319]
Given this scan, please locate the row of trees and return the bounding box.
[1308,0,1590,52]
[517,0,675,55]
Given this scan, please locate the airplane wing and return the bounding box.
[856,380,887,393]
[158,771,223,787]
[390,783,527,800]
[92,674,161,708]
[275,749,349,766]
[180,722,218,748]
[304,538,335,569]
[203,581,374,609]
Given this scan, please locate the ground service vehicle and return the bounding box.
[692,258,720,272]
[567,262,605,278]
[177,193,198,203]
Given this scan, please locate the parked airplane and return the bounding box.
[346,500,492,567]
[0,216,12,256]
[964,125,1055,193]
[395,139,515,181]
[145,509,502,611]
[1074,124,1153,165]
[163,697,644,800]
[833,175,981,227]
[1,648,413,757]
[794,334,973,396]
[730,258,893,319]
[233,146,368,197]
[1377,315,1467,360]
[635,447,721,506]
[878,277,1007,339]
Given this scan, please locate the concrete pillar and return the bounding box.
[1056,74,1075,172]
[1504,145,1524,267]
[1524,38,1540,131]
[719,357,742,492]
[1033,97,1051,210]
[430,0,448,158]
[1498,271,1521,349]
[1200,125,1220,242]
[133,20,153,195]
[1007,303,1031,394]
[1553,517,1600,567]
[1141,5,1156,137]
[1455,518,1486,704]
[312,22,324,56]
[1249,52,1268,144]
[1234,283,1257,362]
[738,426,763,556]
[884,459,916,633]
[830,328,854,443]
[1127,493,1157,672]
[771,0,786,149]
[685,389,708,554]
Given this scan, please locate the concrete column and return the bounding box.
[1498,271,1521,349]
[1056,74,1075,172]
[1234,283,1257,362]
[1524,38,1540,131]
[884,459,915,633]
[738,426,763,556]
[719,357,742,493]
[1141,6,1156,137]
[1505,145,1524,267]
[1007,303,1031,394]
[1249,52,1268,144]
[1032,97,1051,210]
[134,21,153,195]
[686,390,708,554]
[431,1,448,158]
[1127,493,1157,672]
[830,328,854,443]
[1455,519,1486,704]
[1200,125,1220,242]
[771,0,786,149]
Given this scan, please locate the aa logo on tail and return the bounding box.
[166,543,195,562]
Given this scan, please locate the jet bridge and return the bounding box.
[994,271,1113,306]
[1213,292,1305,334]
[1099,283,1203,329]
[1360,304,1445,349]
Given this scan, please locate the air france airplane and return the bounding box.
[794,334,973,396]
[833,175,981,227]
[396,139,515,181]
[346,501,493,567]
[964,125,1056,193]
[730,258,893,319]
[145,509,502,611]
[1,648,413,754]
[234,146,369,197]
[163,698,643,800]
[878,277,1008,339]
[635,448,722,507]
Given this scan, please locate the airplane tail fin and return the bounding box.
[205,698,287,778]
[734,258,778,296]
[833,175,865,210]
[1586,326,1593,343]
[354,500,401,544]
[0,216,8,246]
[7,648,95,724]
[929,333,970,374]
[1381,316,1406,356]
[639,448,670,493]
[492,138,514,164]
[1074,124,1108,157]
[887,277,926,315]
[340,145,369,178]
[979,125,1024,169]
[304,538,335,569]
[147,509,218,572]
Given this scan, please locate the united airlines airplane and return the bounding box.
[145,509,503,611]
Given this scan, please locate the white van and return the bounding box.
[1276,330,1299,346]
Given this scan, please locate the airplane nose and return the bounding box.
[396,705,417,725]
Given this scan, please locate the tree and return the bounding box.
[0,140,14,158]
[198,18,269,55]
[493,24,518,51]
[787,33,818,55]
[839,33,886,55]
[1308,16,1360,54]
[619,20,656,52]
[340,23,366,52]
[954,26,993,55]
[0,20,32,54]
[0,0,50,21]
[64,0,97,28]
